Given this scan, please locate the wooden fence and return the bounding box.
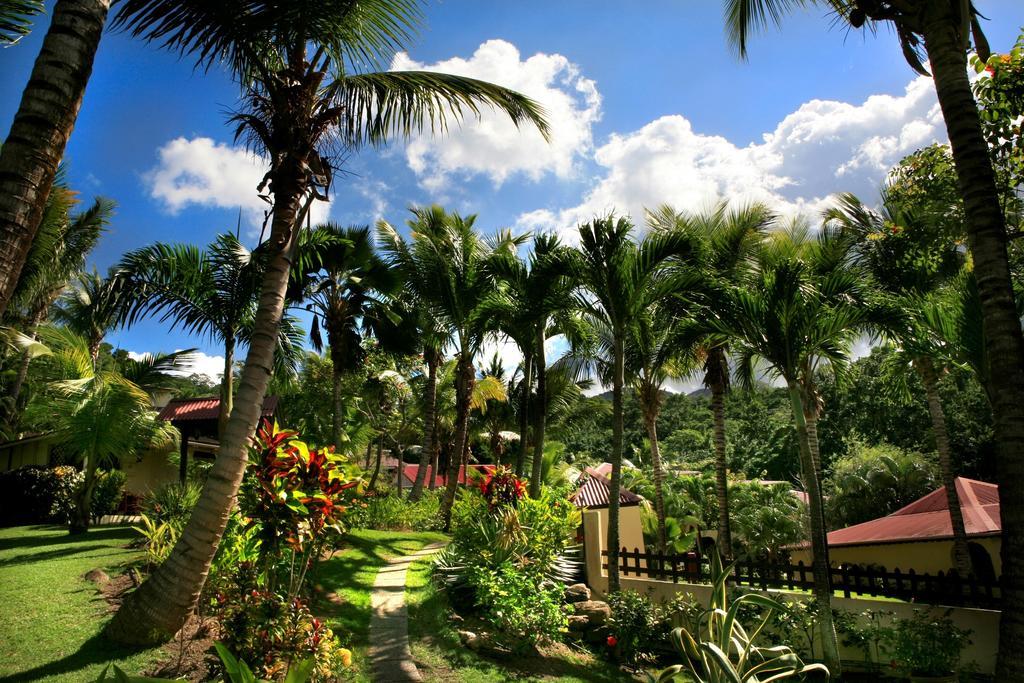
[601,547,1002,609]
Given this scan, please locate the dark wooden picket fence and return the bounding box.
[601,547,1002,609]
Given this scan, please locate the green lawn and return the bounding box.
[0,524,164,682]
[405,557,638,683]
[314,528,450,682]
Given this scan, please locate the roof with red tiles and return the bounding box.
[570,467,644,509]
[398,464,496,488]
[157,395,279,422]
[823,477,1000,547]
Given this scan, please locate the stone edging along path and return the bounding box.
[368,542,447,682]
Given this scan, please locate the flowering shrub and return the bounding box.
[0,465,83,525]
[477,466,525,510]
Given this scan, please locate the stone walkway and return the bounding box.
[368,542,447,682]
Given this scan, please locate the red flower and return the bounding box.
[606,635,618,648]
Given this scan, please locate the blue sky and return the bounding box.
[1,1,1021,382]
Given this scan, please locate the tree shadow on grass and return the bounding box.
[0,543,110,569]
[2,632,155,683]
[0,526,135,553]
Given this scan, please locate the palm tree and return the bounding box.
[53,269,124,363]
[2,185,111,427]
[485,233,577,494]
[570,216,694,592]
[379,209,524,528]
[117,233,304,436]
[293,223,408,450]
[0,0,112,318]
[707,225,876,675]
[824,192,972,574]
[0,0,43,45]
[106,0,547,643]
[724,6,1024,671]
[15,325,179,533]
[648,201,772,559]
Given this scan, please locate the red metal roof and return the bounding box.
[824,478,1000,547]
[570,467,643,509]
[157,395,279,422]
[399,464,496,488]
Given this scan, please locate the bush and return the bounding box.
[465,562,567,646]
[891,609,971,677]
[142,480,202,531]
[90,469,127,522]
[346,489,442,531]
[0,465,83,526]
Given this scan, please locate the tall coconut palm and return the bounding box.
[379,209,524,528]
[570,216,695,592]
[648,201,772,559]
[292,223,407,450]
[707,226,877,675]
[824,192,972,574]
[724,5,1024,671]
[117,233,304,436]
[53,269,124,363]
[106,0,547,643]
[485,233,577,494]
[0,0,112,318]
[378,207,450,500]
[15,325,180,534]
[2,186,111,427]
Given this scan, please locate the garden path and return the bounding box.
[368,541,447,682]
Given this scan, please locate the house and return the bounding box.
[789,477,1001,580]
[397,463,496,489]
[0,432,66,471]
[572,467,646,555]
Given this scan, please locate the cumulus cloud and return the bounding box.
[519,76,944,238]
[129,349,225,383]
[392,39,601,192]
[146,137,330,233]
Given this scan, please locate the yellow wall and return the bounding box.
[790,537,1002,576]
[122,447,179,496]
[0,435,59,471]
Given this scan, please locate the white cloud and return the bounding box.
[145,137,330,233]
[392,39,601,192]
[129,349,225,383]
[519,76,944,238]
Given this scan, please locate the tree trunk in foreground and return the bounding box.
[707,350,732,558]
[409,349,437,501]
[0,0,110,318]
[441,350,474,530]
[515,351,532,477]
[529,333,546,497]
[105,173,305,645]
[787,381,840,676]
[916,355,972,575]
[607,337,624,593]
[921,13,1024,678]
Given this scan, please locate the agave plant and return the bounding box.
[649,552,829,683]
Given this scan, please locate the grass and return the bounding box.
[314,528,450,682]
[0,524,164,682]
[405,557,637,682]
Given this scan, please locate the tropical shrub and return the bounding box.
[891,610,971,677]
[132,513,179,569]
[435,473,579,646]
[90,469,127,522]
[824,442,936,528]
[649,553,829,683]
[345,489,442,531]
[0,464,82,525]
[833,608,896,673]
[142,480,202,531]
[728,481,804,562]
[606,591,675,665]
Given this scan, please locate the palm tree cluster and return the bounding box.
[2,0,1024,675]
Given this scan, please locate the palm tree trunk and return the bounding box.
[69,452,99,535]
[429,440,440,491]
[330,363,343,451]
[409,349,437,501]
[369,435,383,490]
[217,337,234,439]
[4,306,47,428]
[916,355,972,575]
[642,390,667,555]
[364,440,373,469]
[0,0,110,318]
[105,165,307,644]
[921,13,1024,678]
[709,370,732,559]
[529,331,546,498]
[515,351,533,477]
[441,350,474,530]
[786,381,840,675]
[607,337,624,592]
